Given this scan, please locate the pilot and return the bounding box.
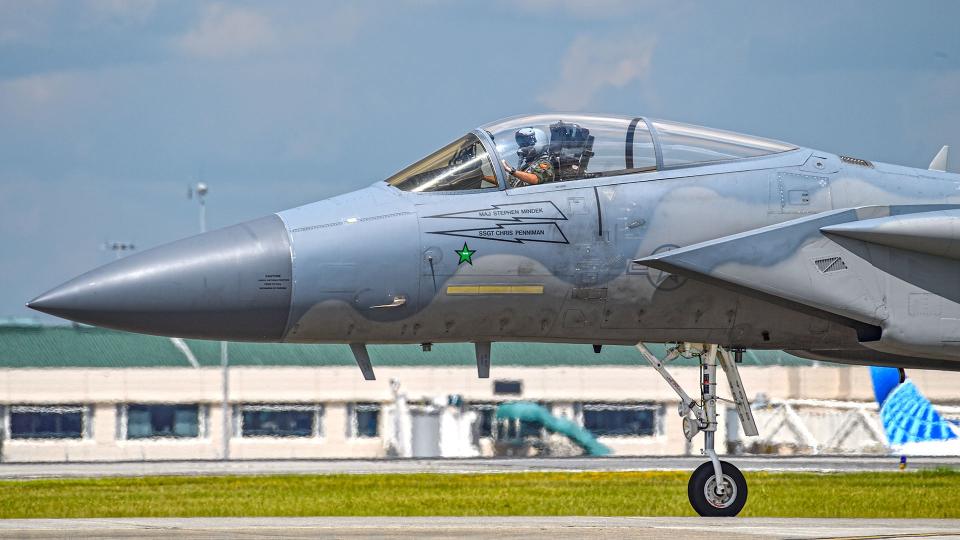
[501,127,555,186]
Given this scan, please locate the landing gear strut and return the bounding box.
[637,343,758,517]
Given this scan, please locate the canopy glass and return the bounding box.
[387,114,796,192]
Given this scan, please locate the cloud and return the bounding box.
[537,34,656,111]
[85,0,157,24]
[0,0,54,44]
[0,0,158,45]
[0,70,88,114]
[176,3,274,60]
[507,0,641,19]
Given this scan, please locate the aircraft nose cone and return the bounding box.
[28,215,293,341]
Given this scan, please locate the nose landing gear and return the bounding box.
[636,343,757,517]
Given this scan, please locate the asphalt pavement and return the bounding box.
[0,455,955,479]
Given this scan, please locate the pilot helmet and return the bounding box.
[515,127,547,158]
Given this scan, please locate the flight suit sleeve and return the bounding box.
[528,158,555,184]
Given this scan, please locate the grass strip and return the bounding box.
[1,470,958,519]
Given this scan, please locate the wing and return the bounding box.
[636,205,960,366]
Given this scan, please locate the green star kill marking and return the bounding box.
[455,243,476,265]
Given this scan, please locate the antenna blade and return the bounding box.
[929,145,949,172]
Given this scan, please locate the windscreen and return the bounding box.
[386,133,498,192]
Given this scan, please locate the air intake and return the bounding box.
[814,256,848,273]
[840,155,873,168]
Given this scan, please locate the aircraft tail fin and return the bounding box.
[869,366,958,448]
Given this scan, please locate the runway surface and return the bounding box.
[1,517,958,539]
[0,455,955,479]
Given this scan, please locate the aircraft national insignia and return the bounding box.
[424,201,567,222]
[430,222,569,244]
[455,243,476,265]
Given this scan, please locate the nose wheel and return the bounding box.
[636,343,758,517]
[688,460,747,517]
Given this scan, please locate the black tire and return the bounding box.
[687,460,747,517]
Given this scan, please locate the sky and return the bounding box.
[1,0,959,321]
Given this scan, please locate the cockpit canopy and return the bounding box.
[386,114,796,193]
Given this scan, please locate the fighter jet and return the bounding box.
[27,113,960,516]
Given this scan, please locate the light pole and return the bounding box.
[188,181,229,460]
[220,340,229,460]
[187,182,209,233]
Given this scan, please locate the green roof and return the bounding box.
[0,323,815,369]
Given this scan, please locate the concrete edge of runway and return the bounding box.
[0,517,959,539]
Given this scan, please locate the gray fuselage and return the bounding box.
[28,116,960,371]
[278,148,959,367]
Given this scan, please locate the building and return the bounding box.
[1,320,958,462]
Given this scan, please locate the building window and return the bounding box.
[238,404,323,438]
[348,402,380,438]
[519,419,543,438]
[581,403,662,437]
[8,405,88,440]
[493,380,523,396]
[123,404,201,439]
